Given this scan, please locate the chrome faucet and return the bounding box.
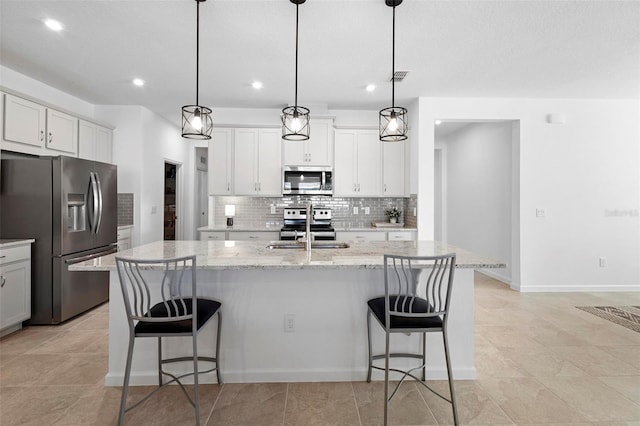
[305,202,313,251]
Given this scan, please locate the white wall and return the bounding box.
[0,65,95,119]
[440,122,513,283]
[418,98,640,292]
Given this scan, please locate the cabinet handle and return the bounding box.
[48,132,53,144]
[384,184,387,192]
[249,235,258,239]
[258,182,261,191]
[353,183,356,192]
[227,183,230,192]
[40,130,45,141]
[1,276,5,288]
[357,183,361,192]
[254,182,257,191]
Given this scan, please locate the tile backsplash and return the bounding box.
[213,195,417,228]
[117,193,134,226]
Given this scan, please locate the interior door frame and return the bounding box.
[163,159,183,241]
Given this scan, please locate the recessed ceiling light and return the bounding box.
[435,120,442,125]
[132,78,145,87]
[44,19,64,32]
[252,81,263,90]
[366,84,376,92]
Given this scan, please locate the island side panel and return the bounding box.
[105,267,475,385]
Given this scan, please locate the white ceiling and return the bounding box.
[1,0,638,127]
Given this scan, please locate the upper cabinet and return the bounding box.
[3,93,113,162]
[382,141,405,196]
[233,128,281,196]
[334,129,381,197]
[282,118,333,166]
[208,128,234,195]
[78,119,113,163]
[3,94,46,153]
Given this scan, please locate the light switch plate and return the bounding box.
[364,207,370,215]
[270,205,276,214]
[353,207,358,215]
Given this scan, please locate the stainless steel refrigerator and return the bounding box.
[1,154,117,324]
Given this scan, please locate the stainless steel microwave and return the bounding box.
[283,166,333,196]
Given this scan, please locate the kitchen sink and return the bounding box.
[266,242,350,250]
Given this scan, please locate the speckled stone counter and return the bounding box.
[0,239,35,248]
[71,239,504,271]
[84,240,505,386]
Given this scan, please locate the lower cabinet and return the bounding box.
[336,231,387,242]
[387,231,417,241]
[228,231,279,241]
[0,243,32,335]
[117,226,132,251]
[200,231,226,241]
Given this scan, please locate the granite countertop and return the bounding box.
[70,240,506,271]
[198,223,282,232]
[0,239,35,248]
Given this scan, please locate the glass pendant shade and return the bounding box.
[181,0,212,140]
[282,105,310,141]
[182,105,213,139]
[379,106,408,142]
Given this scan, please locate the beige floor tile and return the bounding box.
[208,382,287,425]
[52,384,121,425]
[0,385,92,426]
[477,377,588,423]
[477,325,543,349]
[0,327,61,357]
[417,379,514,425]
[352,380,437,425]
[0,353,73,386]
[284,381,360,426]
[598,346,640,370]
[39,353,108,386]
[500,347,587,378]
[537,376,640,422]
[475,349,529,379]
[548,346,639,377]
[26,329,108,355]
[597,376,640,403]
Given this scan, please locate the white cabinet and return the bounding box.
[233,128,281,196]
[382,141,405,196]
[208,128,234,195]
[387,230,416,241]
[117,227,132,251]
[3,94,46,152]
[0,243,32,336]
[3,93,78,156]
[282,118,333,166]
[78,120,113,163]
[334,129,381,197]
[228,231,279,241]
[200,231,226,241]
[336,231,387,242]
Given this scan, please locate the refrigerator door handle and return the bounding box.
[89,172,99,233]
[64,246,117,265]
[94,172,103,234]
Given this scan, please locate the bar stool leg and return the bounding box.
[119,333,135,426]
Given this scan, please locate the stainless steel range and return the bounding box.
[280,207,336,241]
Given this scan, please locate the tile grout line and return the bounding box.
[282,382,289,426]
[204,382,223,425]
[350,381,364,426]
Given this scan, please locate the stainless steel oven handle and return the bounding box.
[94,172,103,233]
[65,247,117,265]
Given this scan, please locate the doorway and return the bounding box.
[164,162,177,240]
[194,147,209,236]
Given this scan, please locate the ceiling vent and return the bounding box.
[390,71,409,82]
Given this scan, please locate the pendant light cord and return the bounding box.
[294,2,299,109]
[391,5,395,108]
[196,0,200,106]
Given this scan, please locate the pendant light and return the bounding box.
[182,0,213,140]
[379,0,408,142]
[281,0,310,141]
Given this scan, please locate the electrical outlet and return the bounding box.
[364,207,370,215]
[284,314,295,332]
[270,205,276,214]
[599,257,606,267]
[536,208,546,218]
[353,206,358,215]
[151,206,157,214]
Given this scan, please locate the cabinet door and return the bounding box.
[228,231,279,241]
[257,129,282,196]
[3,94,46,148]
[282,137,305,165]
[333,130,358,196]
[0,260,31,330]
[46,108,78,154]
[95,126,113,164]
[200,231,226,241]
[307,119,333,166]
[382,141,405,196]
[336,231,386,242]
[355,130,381,196]
[233,129,258,195]
[209,128,233,195]
[78,120,96,160]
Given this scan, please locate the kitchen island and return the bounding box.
[71,240,505,386]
